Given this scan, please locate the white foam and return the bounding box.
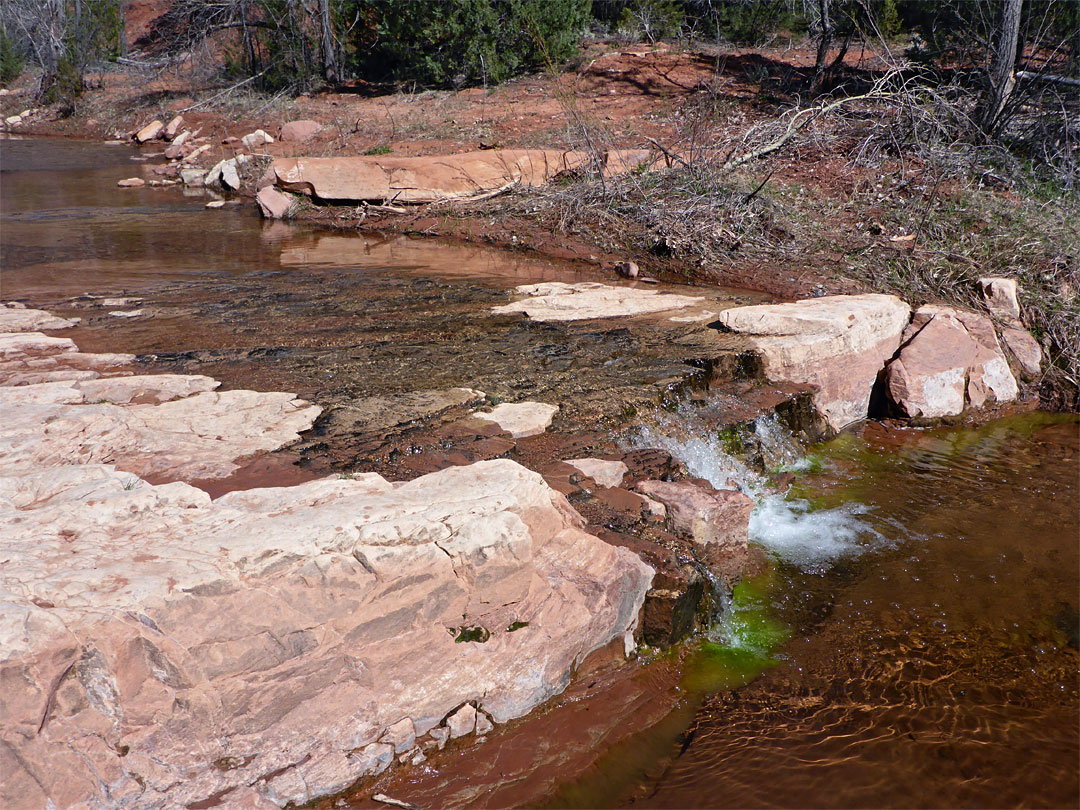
[630,409,887,571]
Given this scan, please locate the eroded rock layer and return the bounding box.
[0,305,654,809]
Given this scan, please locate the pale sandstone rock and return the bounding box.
[476,401,559,438]
[447,704,477,739]
[279,119,322,143]
[564,457,629,488]
[182,143,212,164]
[0,331,133,385]
[134,120,163,143]
[117,177,145,188]
[257,186,295,219]
[475,710,494,735]
[979,277,1021,323]
[885,305,1019,418]
[242,129,274,150]
[1001,326,1042,379]
[0,459,652,810]
[0,374,218,407]
[492,281,704,322]
[108,308,144,317]
[0,389,319,481]
[636,479,754,554]
[180,167,206,186]
[206,199,226,209]
[0,304,78,332]
[715,294,911,431]
[163,115,184,140]
[275,150,592,203]
[380,717,417,753]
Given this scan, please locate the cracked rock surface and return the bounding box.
[0,306,653,810]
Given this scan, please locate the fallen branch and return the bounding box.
[719,71,901,173]
[645,136,691,170]
[1016,70,1080,88]
[176,70,268,114]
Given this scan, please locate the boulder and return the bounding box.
[163,115,184,140]
[274,149,592,203]
[1001,326,1043,379]
[0,460,652,810]
[279,119,322,143]
[134,119,163,143]
[180,167,206,187]
[636,479,754,556]
[474,401,559,438]
[492,281,704,322]
[564,457,628,488]
[885,305,1019,418]
[242,129,274,151]
[714,294,911,431]
[978,277,1021,323]
[256,186,295,220]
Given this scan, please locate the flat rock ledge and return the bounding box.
[492,282,705,322]
[715,294,911,432]
[0,306,654,810]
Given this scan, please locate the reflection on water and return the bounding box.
[561,413,1079,809]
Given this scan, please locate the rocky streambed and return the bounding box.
[1,137,1067,810]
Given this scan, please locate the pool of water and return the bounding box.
[548,413,1079,809]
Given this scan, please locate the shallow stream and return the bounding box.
[2,137,1077,809]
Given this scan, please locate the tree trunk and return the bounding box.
[810,0,833,95]
[980,0,1024,133]
[318,0,337,85]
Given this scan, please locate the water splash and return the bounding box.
[628,407,886,571]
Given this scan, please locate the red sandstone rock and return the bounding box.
[163,115,184,140]
[885,305,1018,418]
[279,119,322,142]
[715,294,911,431]
[636,479,754,554]
[1001,326,1042,379]
[134,119,163,143]
[257,186,295,219]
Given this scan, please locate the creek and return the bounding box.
[2,137,1077,809]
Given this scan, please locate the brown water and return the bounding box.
[549,414,1080,809]
[3,138,1078,810]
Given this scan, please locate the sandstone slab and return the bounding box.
[1001,326,1043,378]
[0,303,78,332]
[274,150,591,203]
[475,401,559,438]
[0,460,652,810]
[714,294,911,431]
[163,115,184,140]
[885,305,1018,417]
[134,120,163,143]
[492,281,704,322]
[564,457,629,488]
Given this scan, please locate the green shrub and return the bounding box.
[0,28,24,86]
[349,0,592,87]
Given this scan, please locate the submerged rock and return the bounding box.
[885,305,1018,418]
[714,294,911,431]
[475,401,559,437]
[492,281,705,322]
[256,186,295,219]
[0,460,652,810]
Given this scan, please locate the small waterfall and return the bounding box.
[628,406,886,573]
